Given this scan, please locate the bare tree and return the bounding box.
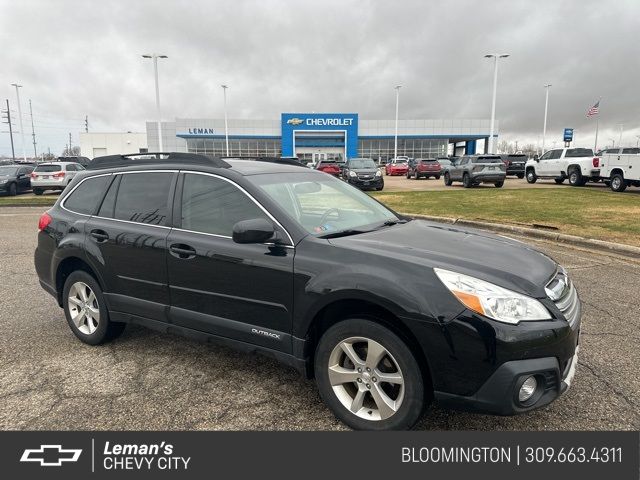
[62,145,81,156]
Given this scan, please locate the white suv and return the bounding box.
[31,162,85,195]
[525,148,599,186]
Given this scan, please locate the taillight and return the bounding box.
[593,157,600,168]
[52,171,66,178]
[38,211,52,231]
[30,172,37,179]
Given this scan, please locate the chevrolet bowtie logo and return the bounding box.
[286,118,304,125]
[20,445,82,467]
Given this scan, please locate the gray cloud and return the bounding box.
[1,0,639,155]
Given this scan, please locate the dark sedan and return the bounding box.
[342,157,384,190]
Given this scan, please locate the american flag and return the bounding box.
[587,100,600,117]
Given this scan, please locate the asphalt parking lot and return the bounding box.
[1,206,638,430]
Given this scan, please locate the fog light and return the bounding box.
[518,376,538,402]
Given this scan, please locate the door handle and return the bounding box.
[170,243,196,259]
[90,229,109,242]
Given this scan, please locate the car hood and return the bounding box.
[329,219,557,298]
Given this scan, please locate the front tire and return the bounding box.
[62,271,125,345]
[517,173,524,179]
[444,172,452,186]
[8,183,17,196]
[526,169,537,184]
[315,319,425,430]
[33,188,43,195]
[494,180,504,188]
[462,173,472,188]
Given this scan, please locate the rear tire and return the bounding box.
[494,180,504,188]
[435,175,440,180]
[8,183,17,196]
[554,178,565,184]
[610,173,627,192]
[517,173,524,179]
[526,169,537,184]
[315,319,426,430]
[462,173,472,188]
[444,172,452,186]
[568,169,583,186]
[33,188,43,195]
[62,270,126,345]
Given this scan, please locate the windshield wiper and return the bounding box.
[381,219,408,227]
[318,229,370,239]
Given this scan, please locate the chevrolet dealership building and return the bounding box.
[145,113,498,163]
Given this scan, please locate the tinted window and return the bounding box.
[97,175,120,218]
[34,164,61,172]
[473,157,502,163]
[566,148,594,158]
[66,164,77,171]
[63,175,111,215]
[622,148,640,154]
[113,173,172,225]
[548,150,563,159]
[181,173,269,237]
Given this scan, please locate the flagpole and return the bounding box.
[594,117,599,152]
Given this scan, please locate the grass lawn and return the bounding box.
[371,188,640,247]
[0,195,57,207]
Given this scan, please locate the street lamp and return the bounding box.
[542,84,551,154]
[221,85,229,156]
[394,85,401,159]
[617,124,624,146]
[609,138,615,149]
[484,53,509,153]
[636,135,640,148]
[11,83,27,161]
[142,54,168,152]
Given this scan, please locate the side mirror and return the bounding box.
[232,218,275,244]
[533,155,540,162]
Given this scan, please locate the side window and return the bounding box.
[66,164,77,172]
[63,175,111,215]
[539,151,553,160]
[113,173,173,225]
[97,175,120,218]
[549,150,562,160]
[181,173,270,237]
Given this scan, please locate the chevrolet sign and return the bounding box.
[286,118,304,126]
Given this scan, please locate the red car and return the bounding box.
[385,159,409,176]
[407,158,442,179]
[315,161,342,176]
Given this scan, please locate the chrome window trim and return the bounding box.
[61,169,295,246]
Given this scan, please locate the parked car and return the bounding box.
[598,147,640,192]
[443,155,506,188]
[342,157,384,190]
[58,156,91,168]
[30,162,85,195]
[525,148,599,186]
[385,158,409,176]
[407,158,441,180]
[500,154,527,178]
[315,160,342,176]
[35,153,580,430]
[0,164,34,196]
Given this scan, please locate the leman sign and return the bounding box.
[187,128,215,135]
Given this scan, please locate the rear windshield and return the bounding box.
[419,159,438,163]
[565,148,594,157]
[507,154,527,159]
[472,157,502,164]
[34,164,62,172]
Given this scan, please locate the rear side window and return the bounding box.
[66,164,77,171]
[565,148,594,157]
[63,175,111,215]
[622,148,640,154]
[34,164,61,172]
[113,173,173,225]
[181,173,269,237]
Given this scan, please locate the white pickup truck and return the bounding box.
[597,147,640,192]
[525,147,600,186]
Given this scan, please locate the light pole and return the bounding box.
[542,84,551,154]
[484,53,509,153]
[609,138,615,149]
[617,124,624,146]
[142,54,168,152]
[393,85,401,159]
[221,84,229,156]
[636,135,640,148]
[11,83,27,161]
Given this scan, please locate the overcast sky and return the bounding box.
[1,0,639,156]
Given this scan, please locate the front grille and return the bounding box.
[357,174,374,180]
[546,270,580,328]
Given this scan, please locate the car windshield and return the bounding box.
[565,148,594,157]
[34,164,62,172]
[473,157,502,163]
[252,172,398,237]
[439,160,451,166]
[348,159,376,169]
[0,166,18,175]
[419,160,437,164]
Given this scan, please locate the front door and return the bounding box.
[167,172,294,353]
[84,171,176,321]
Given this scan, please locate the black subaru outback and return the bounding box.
[34,153,580,430]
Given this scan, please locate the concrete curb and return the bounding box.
[408,213,640,259]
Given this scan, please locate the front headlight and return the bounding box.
[434,268,551,324]
[375,170,382,177]
[349,170,357,178]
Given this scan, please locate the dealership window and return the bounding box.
[357,138,447,161]
[186,138,281,157]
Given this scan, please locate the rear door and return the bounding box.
[84,171,177,321]
[166,172,294,353]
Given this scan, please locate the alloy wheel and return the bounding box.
[67,281,100,335]
[327,336,405,421]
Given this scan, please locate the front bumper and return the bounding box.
[347,176,383,188]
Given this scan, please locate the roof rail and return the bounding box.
[223,156,307,168]
[86,152,231,170]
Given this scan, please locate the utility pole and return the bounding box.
[142,54,168,152]
[69,132,72,155]
[394,85,401,159]
[221,85,229,156]
[11,83,27,161]
[85,115,89,133]
[542,84,551,154]
[2,99,16,161]
[617,124,624,146]
[29,99,37,157]
[484,54,510,153]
